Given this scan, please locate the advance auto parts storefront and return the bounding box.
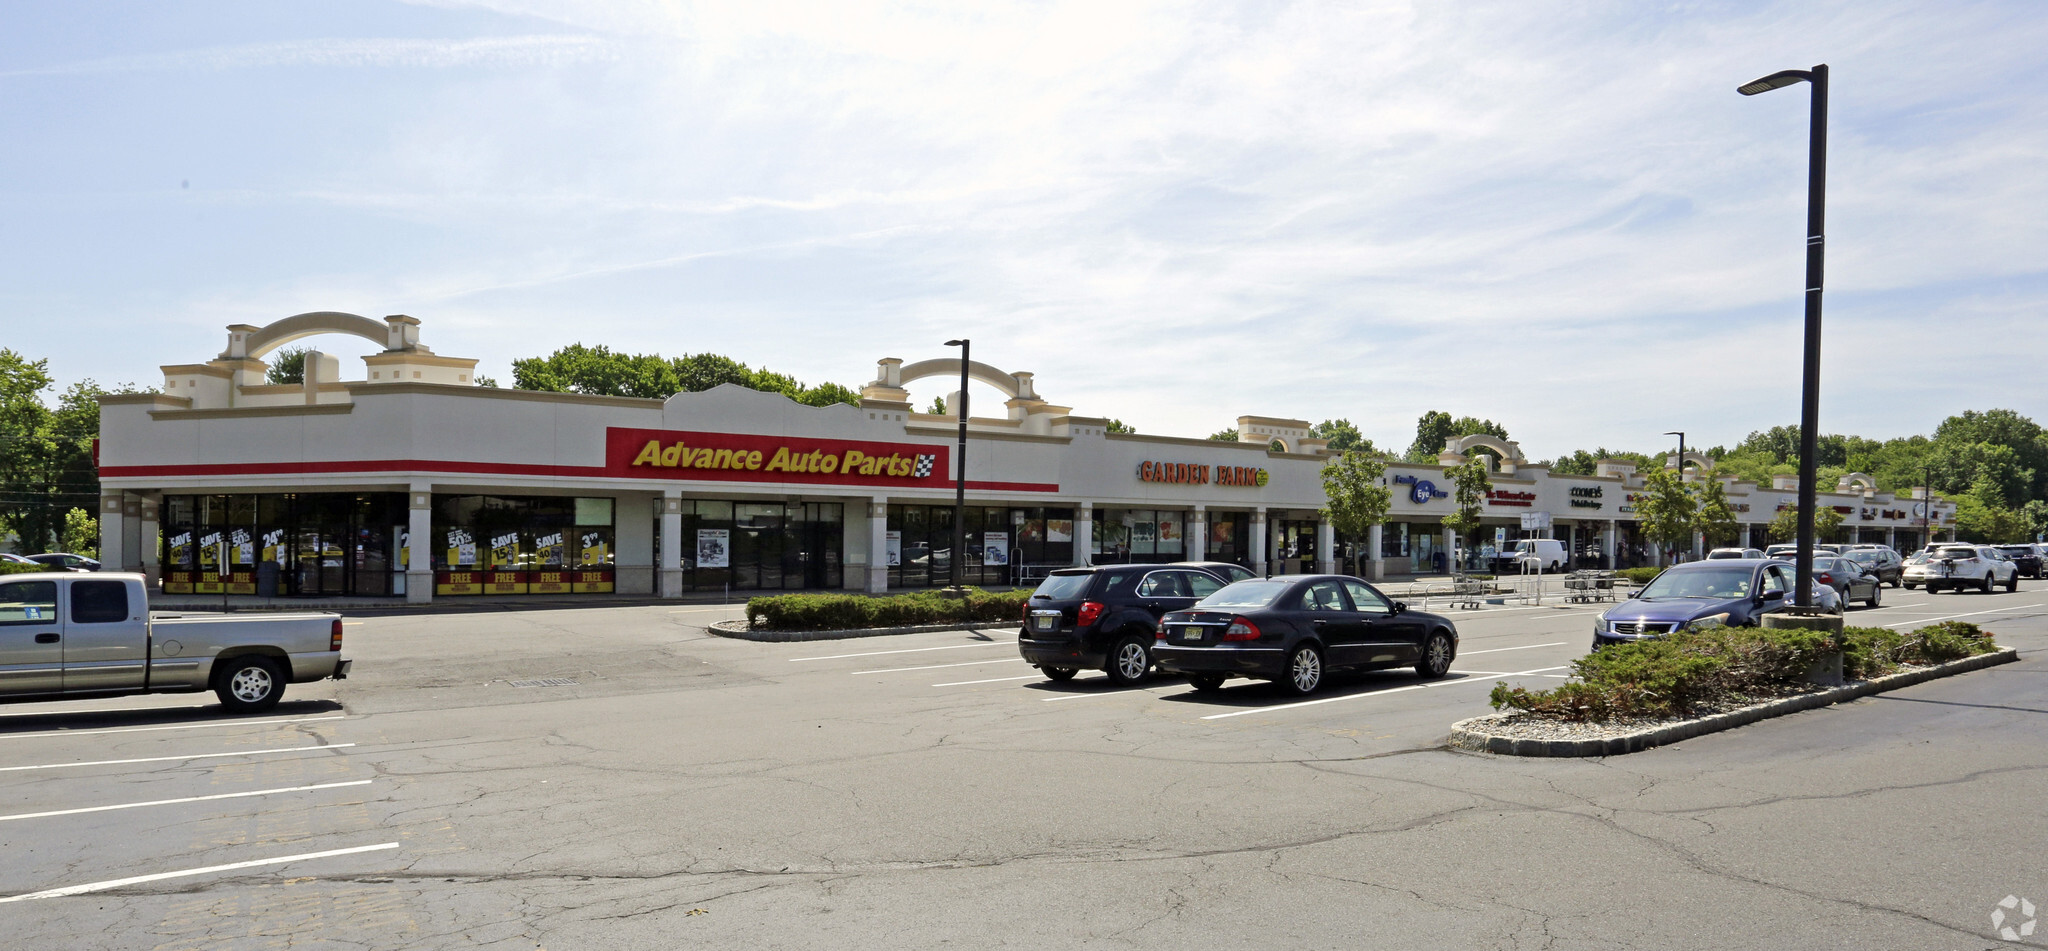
[94,318,1335,603]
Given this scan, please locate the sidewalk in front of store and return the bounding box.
[148,585,1031,615]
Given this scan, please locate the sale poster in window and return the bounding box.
[982,532,1010,567]
[697,529,731,569]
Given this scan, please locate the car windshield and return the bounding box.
[1196,580,1292,609]
[1937,548,1977,558]
[1639,567,1754,600]
[1032,572,1095,600]
[1996,547,2031,556]
[1845,551,1879,563]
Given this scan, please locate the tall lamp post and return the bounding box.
[943,339,969,590]
[1921,463,1936,549]
[1739,63,1828,608]
[1665,430,1686,562]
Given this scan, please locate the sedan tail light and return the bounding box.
[1816,572,1833,585]
[1221,617,1261,641]
[1077,601,1106,627]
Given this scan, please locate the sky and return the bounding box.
[4,1,2044,461]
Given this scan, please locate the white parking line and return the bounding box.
[1199,666,1570,720]
[0,715,346,741]
[1457,642,1566,656]
[1883,603,2046,628]
[0,780,372,823]
[933,675,1040,687]
[0,743,356,773]
[793,640,1016,662]
[853,658,1024,675]
[0,843,400,904]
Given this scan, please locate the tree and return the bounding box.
[1320,450,1390,574]
[926,395,945,415]
[1406,411,1508,463]
[1206,429,1240,442]
[266,347,308,385]
[1311,418,1371,454]
[1440,457,1491,569]
[1696,479,1740,548]
[1765,504,1845,544]
[0,353,130,553]
[1636,468,1698,560]
[510,344,860,407]
[1545,448,1657,476]
[60,508,98,558]
[1105,419,1136,434]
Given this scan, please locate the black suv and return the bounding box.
[1993,545,2043,579]
[1018,565,1234,685]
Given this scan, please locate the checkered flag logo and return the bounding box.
[913,454,936,478]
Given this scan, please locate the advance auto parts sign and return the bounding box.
[607,428,949,488]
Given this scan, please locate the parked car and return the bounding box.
[1017,564,1236,685]
[1922,544,2019,594]
[1594,559,1832,648]
[1762,543,1840,560]
[1901,551,1933,589]
[24,552,100,572]
[0,572,350,710]
[0,553,38,567]
[1992,545,2043,579]
[1840,547,1904,587]
[1152,575,1459,695]
[1706,548,1765,560]
[1813,556,1882,608]
[1172,561,1259,584]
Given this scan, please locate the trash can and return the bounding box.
[256,561,279,598]
[1431,551,1446,574]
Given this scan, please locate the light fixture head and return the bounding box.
[1738,69,1812,96]
[944,339,966,346]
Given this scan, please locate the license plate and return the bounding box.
[1177,627,1202,642]
[1034,616,1058,632]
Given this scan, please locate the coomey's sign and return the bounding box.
[607,428,949,488]
[1136,461,1268,487]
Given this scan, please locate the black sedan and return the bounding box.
[1152,575,1459,696]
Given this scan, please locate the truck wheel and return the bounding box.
[215,656,286,713]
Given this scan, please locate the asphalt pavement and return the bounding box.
[3,584,2045,949]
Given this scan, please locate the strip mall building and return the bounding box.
[94,313,1958,603]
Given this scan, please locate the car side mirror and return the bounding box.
[1760,589,1786,602]
[1392,601,1407,614]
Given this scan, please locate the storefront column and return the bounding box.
[138,498,159,586]
[1249,509,1268,577]
[405,486,434,604]
[866,502,890,594]
[120,495,144,572]
[1441,527,1456,575]
[1315,520,1335,574]
[98,494,126,573]
[659,490,684,598]
[1073,503,1093,567]
[1188,505,1207,565]
[1602,520,1615,570]
[1367,523,1385,580]
[1740,523,1752,548]
[1885,527,1895,549]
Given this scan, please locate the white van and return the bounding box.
[1502,539,1567,572]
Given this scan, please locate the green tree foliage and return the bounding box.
[1311,418,1371,454]
[1544,448,1658,476]
[1765,503,1846,544]
[1636,468,1699,557]
[60,508,99,558]
[265,347,308,385]
[1206,429,1240,442]
[1696,479,1741,548]
[926,395,945,415]
[1952,494,2028,542]
[1320,450,1390,569]
[1440,457,1491,555]
[1406,411,1508,463]
[510,344,859,407]
[1104,419,1136,434]
[0,351,130,552]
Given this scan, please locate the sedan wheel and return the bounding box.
[1280,645,1323,696]
[1865,585,1881,608]
[1106,635,1152,687]
[1416,631,1454,679]
[1189,674,1226,693]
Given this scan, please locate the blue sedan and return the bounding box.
[1595,559,1838,648]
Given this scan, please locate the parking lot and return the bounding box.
[4,585,2046,949]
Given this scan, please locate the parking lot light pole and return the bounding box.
[944,339,969,591]
[1665,431,1686,563]
[1739,63,1828,608]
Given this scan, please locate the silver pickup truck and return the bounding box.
[0,572,351,712]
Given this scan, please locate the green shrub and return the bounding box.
[1490,620,2000,723]
[1617,567,1663,586]
[745,587,1031,631]
[0,561,46,575]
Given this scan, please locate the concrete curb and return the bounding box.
[1448,647,2021,757]
[708,619,1009,642]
